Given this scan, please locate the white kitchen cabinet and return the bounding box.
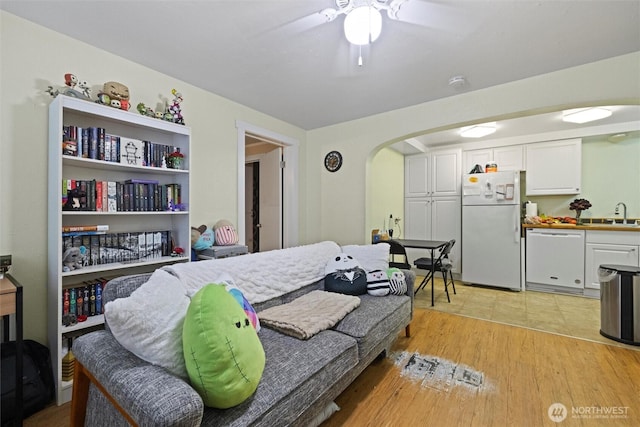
[525,228,585,294]
[404,196,461,273]
[525,138,581,195]
[584,231,640,297]
[405,148,461,198]
[463,145,525,173]
[404,155,430,197]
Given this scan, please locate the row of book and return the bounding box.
[62,179,184,212]
[62,280,106,319]
[62,230,173,269]
[62,125,181,168]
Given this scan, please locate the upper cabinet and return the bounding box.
[405,148,461,198]
[525,138,581,196]
[463,145,525,173]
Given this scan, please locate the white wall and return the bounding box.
[1,9,639,342]
[0,11,306,342]
[308,52,640,244]
[369,147,405,240]
[528,134,640,220]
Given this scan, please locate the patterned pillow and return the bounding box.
[366,269,390,296]
[214,219,239,245]
[387,268,407,295]
[324,253,367,295]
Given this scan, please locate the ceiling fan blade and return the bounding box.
[394,0,482,35]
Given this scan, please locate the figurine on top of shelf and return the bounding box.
[46,73,93,101]
[168,88,185,125]
[136,102,155,117]
[95,81,131,111]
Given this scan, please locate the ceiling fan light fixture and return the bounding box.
[562,107,612,124]
[344,6,382,45]
[460,122,497,138]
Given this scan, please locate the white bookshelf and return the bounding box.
[47,95,191,405]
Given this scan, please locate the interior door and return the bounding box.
[258,147,282,251]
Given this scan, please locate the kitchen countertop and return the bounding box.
[523,223,640,232]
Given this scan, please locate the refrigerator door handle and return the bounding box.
[514,208,520,243]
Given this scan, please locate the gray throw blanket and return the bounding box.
[258,290,361,340]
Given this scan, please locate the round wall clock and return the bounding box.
[324,150,343,172]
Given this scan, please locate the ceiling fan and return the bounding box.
[319,0,409,45]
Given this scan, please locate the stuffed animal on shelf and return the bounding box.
[96,81,130,110]
[62,247,83,272]
[213,220,239,245]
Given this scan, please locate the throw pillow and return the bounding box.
[366,269,390,296]
[341,244,389,272]
[192,226,215,250]
[213,219,239,245]
[183,284,265,408]
[387,267,407,295]
[324,253,367,295]
[104,269,190,378]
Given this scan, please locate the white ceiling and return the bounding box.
[2,0,639,137]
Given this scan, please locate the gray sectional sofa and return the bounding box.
[70,242,415,427]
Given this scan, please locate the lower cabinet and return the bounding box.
[584,231,640,297]
[404,196,461,273]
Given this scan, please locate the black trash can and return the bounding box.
[598,264,640,346]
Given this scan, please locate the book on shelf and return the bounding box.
[62,124,186,169]
[62,225,109,232]
[63,177,183,212]
[62,125,78,156]
[61,229,173,270]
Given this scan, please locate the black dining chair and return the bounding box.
[376,240,411,270]
[413,239,456,302]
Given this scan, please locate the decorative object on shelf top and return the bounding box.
[136,89,186,125]
[95,81,131,111]
[46,73,92,101]
[168,89,185,125]
[569,198,592,224]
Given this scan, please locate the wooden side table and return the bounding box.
[1,273,24,426]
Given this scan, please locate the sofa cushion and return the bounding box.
[104,269,190,378]
[341,243,389,272]
[332,294,411,358]
[200,328,358,426]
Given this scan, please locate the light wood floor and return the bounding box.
[24,280,640,426]
[325,309,640,427]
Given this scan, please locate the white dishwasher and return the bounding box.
[526,228,585,294]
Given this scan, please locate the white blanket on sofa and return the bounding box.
[162,241,341,304]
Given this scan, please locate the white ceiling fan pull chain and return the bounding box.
[358,45,363,66]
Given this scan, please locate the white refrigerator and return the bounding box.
[462,171,522,291]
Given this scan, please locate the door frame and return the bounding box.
[236,120,299,248]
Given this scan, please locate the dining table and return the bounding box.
[392,238,448,307]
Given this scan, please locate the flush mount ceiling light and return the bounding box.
[562,107,612,124]
[460,122,497,138]
[321,0,408,45]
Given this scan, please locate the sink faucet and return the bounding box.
[615,202,628,224]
